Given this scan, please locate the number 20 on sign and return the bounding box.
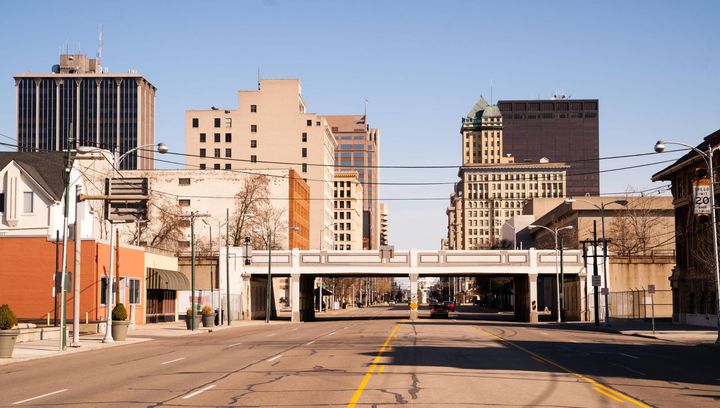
[693,178,711,215]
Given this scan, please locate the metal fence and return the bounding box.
[609,289,672,319]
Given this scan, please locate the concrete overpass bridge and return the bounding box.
[220,248,592,323]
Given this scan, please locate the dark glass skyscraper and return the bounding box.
[15,54,156,169]
[497,99,599,197]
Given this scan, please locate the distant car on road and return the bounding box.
[443,301,456,312]
[430,304,449,318]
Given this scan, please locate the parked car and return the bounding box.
[443,301,456,312]
[430,304,449,318]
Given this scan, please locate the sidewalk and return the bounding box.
[0,319,283,366]
[563,319,718,346]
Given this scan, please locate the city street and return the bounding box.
[1,306,718,407]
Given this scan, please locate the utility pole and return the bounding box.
[593,221,600,327]
[266,230,272,324]
[226,208,230,326]
[71,185,82,347]
[58,123,74,351]
[559,237,564,323]
[191,211,197,330]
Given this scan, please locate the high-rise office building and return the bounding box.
[185,79,337,249]
[14,54,157,169]
[333,171,364,250]
[497,98,599,197]
[325,115,380,249]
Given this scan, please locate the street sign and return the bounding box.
[591,275,601,287]
[600,288,608,295]
[693,178,712,215]
[648,284,656,294]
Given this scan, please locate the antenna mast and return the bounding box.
[97,24,103,72]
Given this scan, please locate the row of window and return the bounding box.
[100,277,141,306]
[466,173,564,181]
[334,211,353,220]
[196,160,308,172]
[466,191,563,199]
[0,192,34,213]
[335,233,352,242]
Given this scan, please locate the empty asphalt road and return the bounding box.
[1,306,719,407]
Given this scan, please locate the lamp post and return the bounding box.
[655,140,720,345]
[266,226,300,323]
[529,224,574,323]
[565,198,628,327]
[103,142,167,343]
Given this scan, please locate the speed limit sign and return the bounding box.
[694,178,712,215]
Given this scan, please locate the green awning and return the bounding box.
[146,268,190,290]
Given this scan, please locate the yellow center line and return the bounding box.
[479,328,650,408]
[347,323,401,408]
[377,365,385,374]
[593,386,624,402]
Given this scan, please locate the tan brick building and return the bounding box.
[333,171,364,250]
[185,79,336,248]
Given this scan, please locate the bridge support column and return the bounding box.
[409,273,419,321]
[241,274,251,320]
[529,273,539,323]
[290,273,301,322]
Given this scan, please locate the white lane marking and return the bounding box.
[161,357,185,365]
[182,385,216,399]
[306,340,315,345]
[343,326,349,330]
[12,389,68,405]
[267,333,276,337]
[328,331,336,336]
[267,354,283,362]
[227,342,242,348]
[620,353,640,359]
[538,331,550,336]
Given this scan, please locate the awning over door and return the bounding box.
[146,268,190,290]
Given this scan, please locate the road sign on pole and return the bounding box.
[592,275,601,287]
[694,178,712,215]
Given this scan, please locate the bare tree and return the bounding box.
[248,205,287,250]
[229,175,270,246]
[137,192,186,251]
[608,196,667,256]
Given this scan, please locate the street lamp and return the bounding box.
[565,197,628,327]
[103,142,167,343]
[655,140,720,346]
[266,226,300,323]
[529,224,574,323]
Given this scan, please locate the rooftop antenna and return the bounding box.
[257,67,261,89]
[97,24,103,72]
[364,98,368,117]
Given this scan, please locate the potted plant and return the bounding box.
[185,307,199,330]
[201,305,215,327]
[111,303,130,341]
[0,304,19,358]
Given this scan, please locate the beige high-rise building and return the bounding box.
[325,115,380,249]
[333,171,364,250]
[447,96,569,249]
[185,79,336,248]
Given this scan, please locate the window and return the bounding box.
[225,133,232,142]
[128,279,141,305]
[0,193,4,212]
[192,118,199,128]
[225,118,232,128]
[199,133,206,143]
[225,163,231,170]
[214,163,220,170]
[251,124,257,133]
[214,133,220,143]
[178,178,191,186]
[301,148,307,158]
[302,132,307,142]
[179,199,191,206]
[306,119,312,127]
[251,155,257,163]
[250,140,257,148]
[302,163,307,173]
[214,148,220,158]
[316,121,320,126]
[100,277,111,305]
[199,163,206,170]
[250,104,257,113]
[214,118,221,128]
[23,192,33,213]
[225,148,232,158]
[199,149,206,157]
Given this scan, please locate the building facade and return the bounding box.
[332,171,364,250]
[447,97,568,249]
[325,115,380,249]
[15,54,156,169]
[497,98,599,197]
[652,130,720,327]
[185,79,335,249]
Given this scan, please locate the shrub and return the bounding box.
[112,303,128,321]
[201,305,213,315]
[187,307,193,315]
[0,304,18,330]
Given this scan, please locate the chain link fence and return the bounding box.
[608,289,672,319]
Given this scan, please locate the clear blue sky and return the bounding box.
[1,1,718,249]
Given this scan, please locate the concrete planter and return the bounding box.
[186,316,200,330]
[202,313,215,328]
[111,321,130,341]
[0,329,19,358]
